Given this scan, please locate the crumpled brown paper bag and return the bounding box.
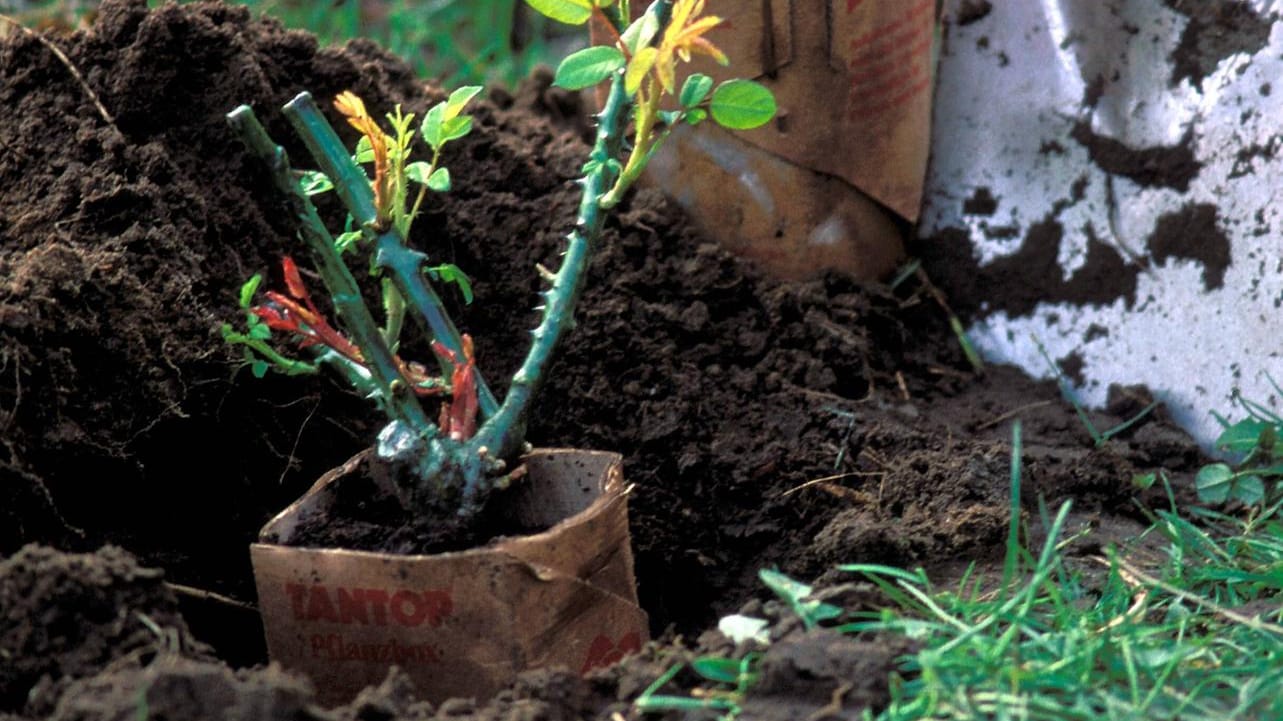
[251,449,647,706]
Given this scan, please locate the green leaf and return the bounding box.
[679,73,714,108]
[248,322,272,340]
[759,569,842,629]
[710,80,777,130]
[425,105,474,151]
[219,322,237,342]
[554,46,626,90]
[405,161,433,186]
[691,657,741,685]
[523,0,592,25]
[441,115,473,144]
[354,135,375,163]
[685,108,708,126]
[250,360,270,379]
[620,11,660,55]
[1196,463,1235,504]
[1236,474,1266,505]
[238,274,262,309]
[445,86,483,120]
[335,230,363,254]
[658,110,682,126]
[760,568,814,603]
[1215,419,1273,455]
[1131,472,1157,490]
[297,170,333,196]
[421,104,445,151]
[427,167,451,192]
[430,263,473,304]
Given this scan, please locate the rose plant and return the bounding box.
[225,0,776,519]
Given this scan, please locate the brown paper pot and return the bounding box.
[250,448,647,706]
[592,0,937,281]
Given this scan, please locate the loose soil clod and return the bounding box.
[0,2,1214,719]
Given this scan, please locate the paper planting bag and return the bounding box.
[593,0,937,280]
[251,449,647,706]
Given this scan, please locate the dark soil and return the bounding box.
[1146,203,1232,290]
[955,0,993,27]
[1,2,1214,720]
[0,545,214,717]
[1068,123,1200,192]
[1166,0,1274,87]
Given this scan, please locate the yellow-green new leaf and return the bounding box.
[524,0,593,25]
[444,86,483,120]
[238,274,263,309]
[625,46,658,95]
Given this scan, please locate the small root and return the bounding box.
[277,396,321,485]
[0,347,21,434]
[0,14,119,130]
[976,400,1054,431]
[782,471,883,498]
[806,681,853,721]
[165,582,257,613]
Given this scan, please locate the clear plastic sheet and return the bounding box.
[922,0,1282,449]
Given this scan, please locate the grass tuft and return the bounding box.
[843,423,1283,720]
[638,422,1283,720]
[11,0,572,87]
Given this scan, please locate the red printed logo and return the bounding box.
[284,583,453,628]
[580,631,643,674]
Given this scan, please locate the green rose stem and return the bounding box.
[226,106,432,431]
[282,93,500,421]
[473,65,633,462]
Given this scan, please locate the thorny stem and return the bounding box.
[472,3,666,465]
[283,93,500,420]
[226,106,433,432]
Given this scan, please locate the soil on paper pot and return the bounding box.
[1,1,1210,720]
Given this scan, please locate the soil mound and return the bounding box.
[0,1,1211,718]
[0,545,212,717]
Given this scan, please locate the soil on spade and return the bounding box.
[1,2,1210,719]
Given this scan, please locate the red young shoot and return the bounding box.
[252,257,366,366]
[254,258,450,398]
[431,335,479,441]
